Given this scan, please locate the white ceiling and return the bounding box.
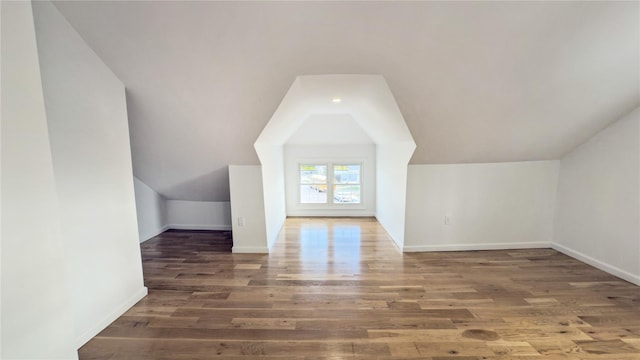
[256,74,414,149]
[286,115,374,145]
[52,1,639,201]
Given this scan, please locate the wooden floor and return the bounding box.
[80,218,640,359]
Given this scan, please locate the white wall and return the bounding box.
[553,108,640,285]
[133,177,168,242]
[32,0,147,348]
[254,75,415,249]
[229,165,269,253]
[166,200,231,230]
[405,160,559,252]
[375,142,415,248]
[133,177,232,240]
[1,2,77,358]
[284,144,376,217]
[286,114,375,145]
[257,145,287,248]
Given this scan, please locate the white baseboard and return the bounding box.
[373,218,403,251]
[286,212,375,217]
[403,241,550,252]
[551,242,640,286]
[389,236,403,251]
[75,286,148,349]
[232,246,269,254]
[167,224,232,231]
[139,225,171,243]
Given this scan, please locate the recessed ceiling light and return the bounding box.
[332,97,342,103]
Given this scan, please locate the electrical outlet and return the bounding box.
[238,217,245,227]
[444,215,452,225]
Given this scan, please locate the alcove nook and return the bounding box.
[229,75,416,253]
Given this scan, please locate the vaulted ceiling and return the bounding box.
[53,1,639,201]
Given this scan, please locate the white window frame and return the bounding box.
[297,161,364,208]
[332,163,362,205]
[298,163,328,204]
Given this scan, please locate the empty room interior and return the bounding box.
[2,1,640,359]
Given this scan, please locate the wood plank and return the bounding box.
[78,220,640,359]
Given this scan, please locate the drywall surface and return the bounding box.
[284,144,376,217]
[229,165,269,253]
[257,145,287,249]
[52,2,640,202]
[33,0,147,347]
[0,1,77,358]
[166,200,231,230]
[553,107,640,285]
[255,75,414,248]
[286,114,375,145]
[405,161,559,252]
[134,178,232,239]
[375,142,415,248]
[133,177,168,242]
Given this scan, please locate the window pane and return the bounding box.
[334,184,361,204]
[333,165,361,204]
[300,164,327,185]
[300,185,327,203]
[334,165,360,184]
[300,164,327,203]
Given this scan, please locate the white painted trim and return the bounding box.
[403,242,550,252]
[75,286,148,349]
[139,225,170,243]
[232,246,269,254]
[551,242,640,286]
[266,216,286,250]
[166,224,232,231]
[387,233,403,249]
[387,236,403,252]
[374,216,403,250]
[388,236,402,251]
[287,211,375,217]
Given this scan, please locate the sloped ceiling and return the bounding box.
[287,115,373,145]
[52,1,639,201]
[255,75,415,149]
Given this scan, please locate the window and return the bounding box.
[299,164,327,203]
[299,163,361,205]
[333,164,361,204]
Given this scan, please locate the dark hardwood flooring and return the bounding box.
[79,218,640,359]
